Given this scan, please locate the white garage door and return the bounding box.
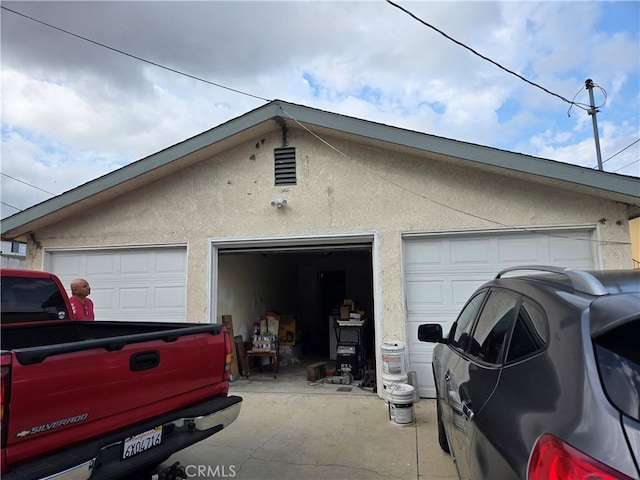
[403,229,595,398]
[48,247,187,322]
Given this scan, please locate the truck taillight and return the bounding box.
[223,327,232,382]
[1,365,10,449]
[528,434,634,480]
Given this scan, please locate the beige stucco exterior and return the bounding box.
[23,125,634,344]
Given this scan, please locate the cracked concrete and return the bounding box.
[159,367,458,480]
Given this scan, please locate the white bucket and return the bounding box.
[381,342,406,380]
[382,375,407,404]
[387,383,415,426]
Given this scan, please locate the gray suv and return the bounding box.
[419,266,639,480]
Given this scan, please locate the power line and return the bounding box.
[602,138,640,165]
[385,0,591,112]
[1,201,23,212]
[612,158,640,174]
[0,5,271,103]
[278,104,631,247]
[1,2,635,231]
[2,172,57,196]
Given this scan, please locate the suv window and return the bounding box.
[506,300,548,363]
[1,275,70,324]
[450,290,487,351]
[468,289,519,365]
[594,318,640,421]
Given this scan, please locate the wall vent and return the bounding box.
[274,147,297,186]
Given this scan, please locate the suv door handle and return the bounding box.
[462,400,474,422]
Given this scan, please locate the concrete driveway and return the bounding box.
[160,373,458,480]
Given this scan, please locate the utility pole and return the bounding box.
[585,79,603,171]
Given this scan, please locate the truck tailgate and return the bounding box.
[5,329,228,465]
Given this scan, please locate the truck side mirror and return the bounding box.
[418,324,445,343]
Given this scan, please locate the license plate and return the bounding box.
[122,426,162,459]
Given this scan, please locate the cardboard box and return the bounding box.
[279,315,298,346]
[339,305,351,320]
[252,334,277,350]
[307,362,327,381]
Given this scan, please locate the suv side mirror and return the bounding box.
[418,324,445,343]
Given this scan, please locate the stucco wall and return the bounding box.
[217,254,299,339]
[29,127,633,339]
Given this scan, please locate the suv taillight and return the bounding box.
[0,365,10,449]
[528,434,634,480]
[222,327,232,382]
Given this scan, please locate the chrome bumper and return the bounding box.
[42,401,242,480]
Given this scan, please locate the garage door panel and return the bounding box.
[120,288,150,309]
[120,253,153,275]
[156,253,187,273]
[92,288,114,310]
[406,280,444,305]
[548,237,593,264]
[155,287,186,308]
[54,256,83,276]
[48,247,187,323]
[404,241,443,266]
[87,255,117,276]
[497,238,541,263]
[404,230,594,398]
[450,239,492,264]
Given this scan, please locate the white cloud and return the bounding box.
[1,0,638,220]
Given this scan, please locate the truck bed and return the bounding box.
[2,321,231,468]
[1,268,241,479]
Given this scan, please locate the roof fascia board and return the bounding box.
[3,100,639,237]
[274,101,640,199]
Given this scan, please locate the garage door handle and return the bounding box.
[130,350,160,371]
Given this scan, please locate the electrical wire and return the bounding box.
[278,104,632,247]
[0,5,271,103]
[385,1,627,176]
[612,158,640,174]
[1,4,635,246]
[2,172,57,196]
[385,0,591,112]
[602,139,640,165]
[1,201,23,212]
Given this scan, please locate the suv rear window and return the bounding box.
[1,276,70,324]
[594,318,640,421]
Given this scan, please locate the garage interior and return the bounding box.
[216,243,375,386]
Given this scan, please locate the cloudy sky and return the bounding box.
[2,1,639,220]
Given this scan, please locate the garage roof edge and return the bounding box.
[2,100,639,238]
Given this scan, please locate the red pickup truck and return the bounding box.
[0,268,242,479]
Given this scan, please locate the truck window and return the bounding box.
[1,276,71,323]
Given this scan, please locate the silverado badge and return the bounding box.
[17,413,89,437]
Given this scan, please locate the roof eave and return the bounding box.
[3,100,639,239]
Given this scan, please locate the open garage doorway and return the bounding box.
[212,236,376,386]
